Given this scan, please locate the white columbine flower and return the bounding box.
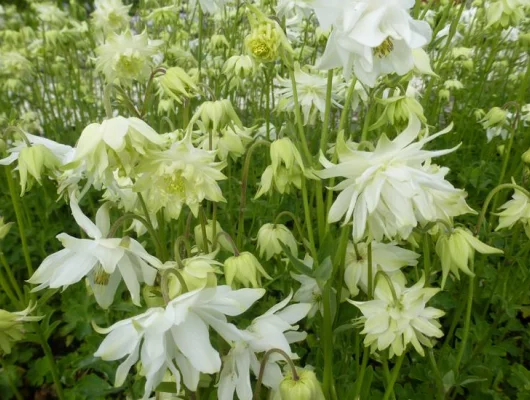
[73,116,164,187]
[28,192,161,309]
[217,293,311,400]
[276,63,344,125]
[94,286,265,400]
[91,0,131,35]
[135,137,226,220]
[350,276,444,357]
[313,0,432,86]
[256,223,298,260]
[318,115,475,242]
[496,189,530,238]
[95,30,162,86]
[291,255,323,318]
[344,241,419,297]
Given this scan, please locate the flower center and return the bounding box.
[163,172,186,195]
[94,265,110,285]
[373,38,394,58]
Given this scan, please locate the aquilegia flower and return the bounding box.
[256,223,298,260]
[495,188,530,239]
[350,275,444,357]
[91,0,131,35]
[344,241,419,297]
[134,137,226,220]
[94,286,265,399]
[95,30,162,86]
[318,115,474,242]
[312,0,432,86]
[28,192,161,309]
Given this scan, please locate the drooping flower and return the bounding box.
[94,286,265,400]
[95,30,162,86]
[0,303,42,354]
[344,241,419,297]
[435,227,503,288]
[256,223,298,260]
[495,189,530,238]
[279,368,325,400]
[224,252,272,288]
[134,137,226,220]
[350,275,444,357]
[28,192,160,309]
[313,0,432,86]
[318,115,474,242]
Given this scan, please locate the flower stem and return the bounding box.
[253,348,299,400]
[34,322,65,400]
[382,352,406,400]
[289,69,312,165]
[453,258,475,375]
[5,167,33,276]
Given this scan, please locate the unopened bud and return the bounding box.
[224,251,271,288]
[257,223,298,260]
[279,369,325,400]
[522,148,530,164]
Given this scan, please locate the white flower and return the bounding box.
[256,223,298,260]
[291,255,323,318]
[313,0,432,86]
[135,137,226,220]
[217,293,311,400]
[28,192,160,309]
[350,276,444,357]
[193,0,228,14]
[31,2,67,26]
[95,30,162,86]
[496,189,530,239]
[95,286,265,400]
[91,0,131,35]
[276,63,344,125]
[195,125,252,161]
[318,115,474,242]
[344,241,419,297]
[73,116,164,186]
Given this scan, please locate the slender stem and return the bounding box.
[199,206,210,253]
[198,6,204,75]
[322,283,336,400]
[289,69,312,165]
[320,70,334,153]
[428,348,445,400]
[301,179,318,261]
[338,78,358,135]
[0,267,20,307]
[137,193,167,261]
[0,252,24,301]
[423,234,431,287]
[34,323,65,400]
[161,268,189,303]
[353,346,370,399]
[5,167,33,276]
[453,258,475,375]
[367,241,373,297]
[237,140,270,248]
[382,352,406,400]
[253,348,299,400]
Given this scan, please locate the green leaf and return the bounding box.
[279,242,313,276]
[313,256,332,283]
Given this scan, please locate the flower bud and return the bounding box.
[18,144,60,194]
[166,255,221,298]
[279,369,325,400]
[157,66,198,105]
[0,217,14,240]
[224,251,271,288]
[481,107,508,129]
[462,59,474,71]
[438,89,450,102]
[436,227,503,288]
[245,4,293,64]
[0,303,42,354]
[190,99,242,133]
[522,149,530,164]
[257,223,298,260]
[474,109,485,121]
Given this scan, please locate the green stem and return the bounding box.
[382,352,406,400]
[198,6,204,75]
[35,323,65,400]
[453,258,475,374]
[322,283,336,400]
[289,69,312,165]
[338,78,358,135]
[353,346,370,399]
[0,252,24,301]
[5,167,33,276]
[301,179,318,261]
[428,349,445,400]
[253,348,299,400]
[423,234,431,287]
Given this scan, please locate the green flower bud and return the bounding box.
[166,256,221,298]
[0,304,42,354]
[245,4,293,64]
[18,144,60,195]
[522,148,530,164]
[481,107,508,129]
[462,59,474,71]
[0,217,13,240]
[224,251,271,288]
[279,369,325,400]
[189,99,242,133]
[257,223,298,260]
[157,66,198,105]
[474,109,486,121]
[438,89,450,102]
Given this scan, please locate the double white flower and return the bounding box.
[312,0,432,86]
[28,192,160,309]
[319,115,474,242]
[94,286,265,399]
